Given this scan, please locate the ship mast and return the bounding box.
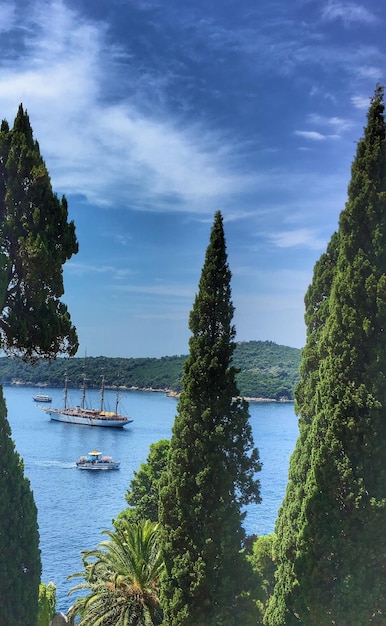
[100,374,105,412]
[64,372,68,410]
[80,375,86,409]
[115,388,119,415]
[81,355,87,410]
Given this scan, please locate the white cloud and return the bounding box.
[307,114,353,134]
[294,130,327,141]
[322,2,378,26]
[269,229,327,250]
[0,0,258,216]
[66,261,132,280]
[95,104,250,202]
[115,282,194,299]
[351,94,371,109]
[357,66,383,81]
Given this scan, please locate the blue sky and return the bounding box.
[0,0,384,357]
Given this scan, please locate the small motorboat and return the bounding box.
[33,394,52,403]
[76,450,120,471]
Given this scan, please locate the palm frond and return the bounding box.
[68,520,164,626]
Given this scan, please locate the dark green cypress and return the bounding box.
[0,105,78,624]
[159,211,261,626]
[265,86,386,625]
[0,387,41,624]
[0,104,78,360]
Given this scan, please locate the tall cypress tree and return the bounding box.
[265,86,386,625]
[159,211,261,626]
[0,388,40,624]
[0,104,78,360]
[0,105,78,624]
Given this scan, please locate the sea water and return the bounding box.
[3,384,299,612]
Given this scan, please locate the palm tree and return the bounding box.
[68,519,164,626]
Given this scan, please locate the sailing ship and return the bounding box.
[41,374,133,428]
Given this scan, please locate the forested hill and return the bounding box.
[0,341,301,400]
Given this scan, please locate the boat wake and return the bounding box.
[31,460,75,469]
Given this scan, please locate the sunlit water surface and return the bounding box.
[4,384,299,612]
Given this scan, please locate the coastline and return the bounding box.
[6,380,294,403]
[135,388,294,403]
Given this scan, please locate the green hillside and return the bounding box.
[0,341,301,400]
[233,341,301,400]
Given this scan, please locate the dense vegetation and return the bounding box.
[159,211,261,625]
[122,439,171,524]
[0,340,301,400]
[0,105,78,625]
[0,105,78,361]
[69,520,164,625]
[0,386,40,624]
[265,85,386,624]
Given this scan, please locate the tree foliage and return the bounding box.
[159,211,261,626]
[120,439,170,524]
[69,519,164,626]
[0,105,78,625]
[265,86,386,625]
[0,104,78,361]
[0,386,41,624]
[37,582,57,626]
[249,534,277,625]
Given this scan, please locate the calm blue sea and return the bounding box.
[3,384,299,613]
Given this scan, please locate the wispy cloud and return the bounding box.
[294,114,354,141]
[0,0,380,226]
[115,283,194,299]
[357,66,383,81]
[269,229,327,250]
[66,262,132,280]
[351,94,371,109]
[0,0,256,216]
[322,2,378,26]
[307,114,354,134]
[294,130,328,141]
[114,234,133,247]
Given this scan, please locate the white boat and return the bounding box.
[76,450,120,470]
[33,394,52,403]
[41,374,133,428]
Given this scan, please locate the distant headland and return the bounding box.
[0,341,301,401]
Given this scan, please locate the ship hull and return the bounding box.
[44,409,132,428]
[76,463,120,469]
[76,461,120,470]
